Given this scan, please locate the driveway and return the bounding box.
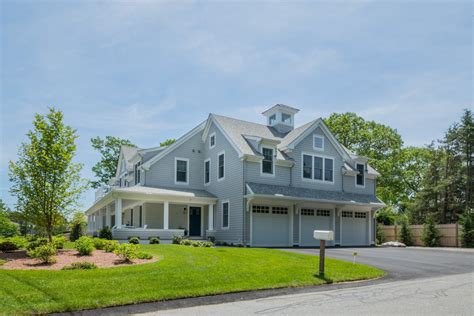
[284,247,474,281]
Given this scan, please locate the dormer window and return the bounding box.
[261,147,274,175]
[313,135,324,151]
[356,163,365,187]
[134,162,141,185]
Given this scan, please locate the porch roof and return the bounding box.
[245,182,385,208]
[87,186,217,215]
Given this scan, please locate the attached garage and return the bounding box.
[341,211,368,246]
[251,205,291,247]
[300,209,334,247]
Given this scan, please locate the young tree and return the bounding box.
[398,217,413,246]
[69,211,87,241]
[421,214,441,247]
[459,209,474,248]
[160,138,176,147]
[9,108,86,242]
[90,136,135,188]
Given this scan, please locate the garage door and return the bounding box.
[341,211,368,246]
[252,205,290,247]
[300,209,333,247]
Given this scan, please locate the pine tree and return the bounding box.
[459,209,474,248]
[398,217,413,246]
[422,214,441,247]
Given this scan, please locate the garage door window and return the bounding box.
[272,207,288,214]
[355,212,367,218]
[317,210,330,217]
[342,211,353,217]
[252,205,270,213]
[301,209,315,216]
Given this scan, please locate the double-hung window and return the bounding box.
[175,158,189,184]
[302,153,334,183]
[218,152,225,180]
[313,135,324,150]
[134,162,141,185]
[204,159,210,185]
[262,147,274,175]
[222,201,229,229]
[356,163,365,186]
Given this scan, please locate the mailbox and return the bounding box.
[313,230,334,241]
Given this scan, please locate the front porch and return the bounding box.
[86,186,217,241]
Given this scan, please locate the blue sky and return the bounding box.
[1,0,471,210]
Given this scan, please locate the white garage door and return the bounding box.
[252,205,290,247]
[341,211,368,246]
[300,209,333,247]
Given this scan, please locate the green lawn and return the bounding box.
[0,245,384,314]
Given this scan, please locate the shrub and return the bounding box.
[422,215,441,247]
[114,243,139,262]
[137,252,153,260]
[99,226,113,240]
[178,239,213,247]
[75,236,95,255]
[207,236,216,243]
[148,237,160,244]
[0,213,19,237]
[459,210,474,248]
[179,239,193,246]
[0,259,6,266]
[69,211,86,241]
[26,238,48,251]
[53,236,67,249]
[104,240,119,253]
[398,218,413,246]
[172,235,183,244]
[376,224,386,245]
[128,237,140,244]
[62,262,98,270]
[28,243,57,264]
[7,236,27,249]
[92,238,108,250]
[0,240,18,252]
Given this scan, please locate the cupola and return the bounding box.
[262,104,300,134]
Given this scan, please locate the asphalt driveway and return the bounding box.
[283,247,474,281]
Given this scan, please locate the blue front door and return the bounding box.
[189,207,201,236]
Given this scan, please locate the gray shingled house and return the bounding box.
[86,104,385,247]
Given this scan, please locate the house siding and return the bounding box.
[202,122,244,244]
[244,161,291,186]
[144,132,205,190]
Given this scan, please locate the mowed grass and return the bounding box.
[0,245,384,314]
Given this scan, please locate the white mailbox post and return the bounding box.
[313,230,334,275]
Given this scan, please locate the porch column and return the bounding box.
[163,201,169,230]
[208,204,214,231]
[87,215,91,232]
[115,198,122,228]
[105,204,111,227]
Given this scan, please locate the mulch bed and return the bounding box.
[0,249,157,270]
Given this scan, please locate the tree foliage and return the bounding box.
[421,214,441,247]
[9,108,86,241]
[0,199,19,237]
[90,136,135,188]
[160,138,176,147]
[69,211,87,241]
[398,216,413,246]
[459,209,474,248]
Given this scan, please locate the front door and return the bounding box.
[189,207,201,236]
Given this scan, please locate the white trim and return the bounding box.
[201,115,243,157]
[260,145,275,177]
[142,121,206,170]
[209,132,216,150]
[355,163,366,188]
[332,208,336,245]
[221,199,230,230]
[312,134,324,151]
[289,205,294,245]
[298,206,302,245]
[301,151,335,185]
[204,158,211,186]
[217,150,225,182]
[174,157,189,185]
[249,201,253,246]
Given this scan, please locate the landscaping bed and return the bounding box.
[0,249,157,270]
[0,244,384,314]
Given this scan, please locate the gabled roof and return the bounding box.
[262,104,300,116]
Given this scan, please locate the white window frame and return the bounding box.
[134,161,141,185]
[260,146,275,177]
[355,163,366,188]
[301,152,335,184]
[221,200,230,229]
[209,132,216,150]
[281,112,292,125]
[174,157,189,185]
[313,134,324,151]
[204,158,211,186]
[217,150,225,182]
